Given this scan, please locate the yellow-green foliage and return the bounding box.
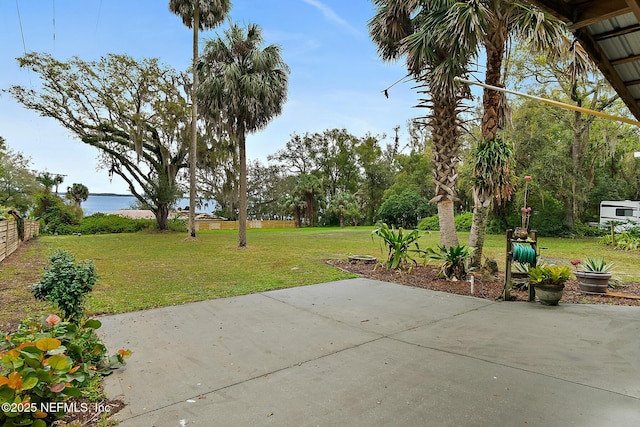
[528,265,571,286]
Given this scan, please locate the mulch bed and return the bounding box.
[59,396,125,426]
[328,259,640,306]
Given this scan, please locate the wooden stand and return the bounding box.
[504,229,538,301]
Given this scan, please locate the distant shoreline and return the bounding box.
[56,193,133,197]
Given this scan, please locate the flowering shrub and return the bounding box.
[0,316,130,426]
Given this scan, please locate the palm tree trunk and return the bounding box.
[294,209,301,228]
[429,93,460,248]
[437,200,458,247]
[481,24,506,141]
[188,4,200,239]
[468,23,507,267]
[238,130,248,247]
[469,203,489,267]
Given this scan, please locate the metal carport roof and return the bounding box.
[528,0,640,122]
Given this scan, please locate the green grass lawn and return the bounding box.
[3,227,639,325]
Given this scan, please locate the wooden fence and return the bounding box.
[0,220,40,263]
[195,219,296,231]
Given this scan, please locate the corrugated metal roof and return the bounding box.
[528,0,640,121]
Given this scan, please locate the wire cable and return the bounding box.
[15,0,27,55]
[52,0,56,42]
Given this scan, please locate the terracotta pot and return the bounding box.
[533,283,564,306]
[574,271,611,294]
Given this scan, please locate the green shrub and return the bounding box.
[372,223,423,270]
[0,315,129,425]
[167,217,187,232]
[526,194,568,237]
[454,212,473,232]
[601,232,640,251]
[627,226,640,238]
[417,215,439,231]
[421,244,475,280]
[377,189,430,229]
[40,204,81,235]
[417,212,474,232]
[573,222,609,238]
[76,213,155,234]
[45,213,165,235]
[31,250,98,323]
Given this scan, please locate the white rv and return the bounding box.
[599,200,640,229]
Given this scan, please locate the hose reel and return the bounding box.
[503,229,538,302]
[512,243,536,265]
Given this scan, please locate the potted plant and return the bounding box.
[573,257,615,294]
[528,265,571,305]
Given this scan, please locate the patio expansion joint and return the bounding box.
[385,333,640,402]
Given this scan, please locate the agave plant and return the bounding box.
[580,256,615,273]
[371,223,422,270]
[423,244,475,281]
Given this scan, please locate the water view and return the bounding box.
[77,195,214,216]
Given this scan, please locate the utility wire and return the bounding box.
[52,0,56,42]
[15,0,27,55]
[381,74,412,98]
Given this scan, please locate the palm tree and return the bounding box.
[328,191,358,228]
[438,1,566,266]
[295,174,323,228]
[282,193,304,228]
[370,0,567,257]
[369,0,474,248]
[168,0,231,239]
[53,174,64,194]
[66,183,89,209]
[198,23,289,247]
[36,172,57,195]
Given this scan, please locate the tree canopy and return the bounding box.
[9,53,201,230]
[0,137,38,215]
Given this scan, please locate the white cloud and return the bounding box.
[301,0,361,37]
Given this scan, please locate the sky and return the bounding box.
[0,0,422,194]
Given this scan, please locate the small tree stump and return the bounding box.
[348,255,376,264]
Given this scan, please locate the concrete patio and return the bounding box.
[100,278,640,426]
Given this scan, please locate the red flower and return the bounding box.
[524,175,532,181]
[571,260,581,266]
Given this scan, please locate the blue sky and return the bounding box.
[1,0,419,194]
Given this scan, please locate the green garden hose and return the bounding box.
[512,243,536,265]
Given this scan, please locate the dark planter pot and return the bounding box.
[574,271,611,294]
[533,283,564,306]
